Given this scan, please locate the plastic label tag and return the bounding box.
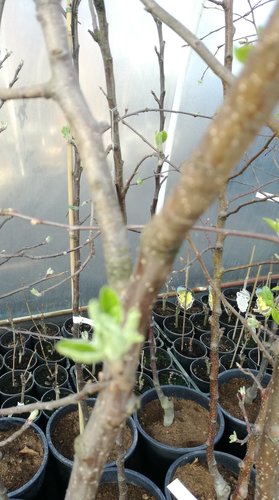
[72,315,94,327]
[166,479,197,500]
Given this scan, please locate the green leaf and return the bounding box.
[155,130,168,149]
[271,307,279,325]
[56,339,101,364]
[234,44,253,63]
[61,125,71,141]
[136,178,144,185]
[263,217,279,235]
[271,286,279,291]
[259,286,274,306]
[98,286,123,323]
[30,287,42,297]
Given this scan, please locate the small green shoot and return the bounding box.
[234,44,253,63]
[56,286,143,367]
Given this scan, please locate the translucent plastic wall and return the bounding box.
[0,0,278,319]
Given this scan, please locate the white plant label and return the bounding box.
[167,479,197,500]
[72,315,94,327]
[236,289,250,313]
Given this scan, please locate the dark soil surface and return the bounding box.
[36,341,64,362]
[139,398,210,447]
[142,349,171,371]
[0,371,33,396]
[96,483,156,499]
[228,329,259,350]
[135,373,153,395]
[220,354,253,370]
[158,370,186,386]
[164,316,192,335]
[34,365,67,389]
[175,340,205,359]
[191,361,211,381]
[219,377,261,422]
[31,324,59,337]
[51,409,132,463]
[173,460,254,499]
[191,315,211,331]
[0,426,44,493]
[201,334,234,353]
[0,332,28,349]
[153,303,176,317]
[5,349,36,370]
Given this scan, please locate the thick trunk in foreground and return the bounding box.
[7,2,279,498]
[255,339,279,499]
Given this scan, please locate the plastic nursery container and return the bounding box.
[134,385,224,486]
[140,346,172,375]
[152,300,177,328]
[99,468,166,499]
[33,364,69,397]
[190,358,225,393]
[163,315,194,343]
[61,317,93,339]
[1,394,42,424]
[200,332,236,356]
[164,450,255,500]
[0,417,48,499]
[218,369,271,441]
[189,312,211,338]
[41,387,74,421]
[0,330,32,355]
[0,370,34,403]
[3,347,37,373]
[35,340,67,367]
[30,322,60,344]
[172,337,207,373]
[46,402,138,483]
[220,352,256,371]
[135,371,154,395]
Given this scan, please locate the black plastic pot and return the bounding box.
[61,317,93,339]
[164,450,255,500]
[99,467,165,499]
[200,332,236,356]
[152,300,177,328]
[163,315,193,343]
[248,347,273,373]
[30,322,60,344]
[189,312,211,338]
[223,286,241,306]
[134,385,224,486]
[46,402,138,483]
[158,368,188,387]
[35,340,67,367]
[33,364,69,397]
[69,363,103,391]
[219,312,239,333]
[172,337,207,372]
[135,371,154,395]
[0,370,34,403]
[0,417,48,499]
[218,369,271,441]
[0,330,32,355]
[41,387,74,421]
[3,348,37,373]
[1,394,41,424]
[190,358,225,393]
[140,346,172,375]
[220,352,256,371]
[227,327,261,354]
